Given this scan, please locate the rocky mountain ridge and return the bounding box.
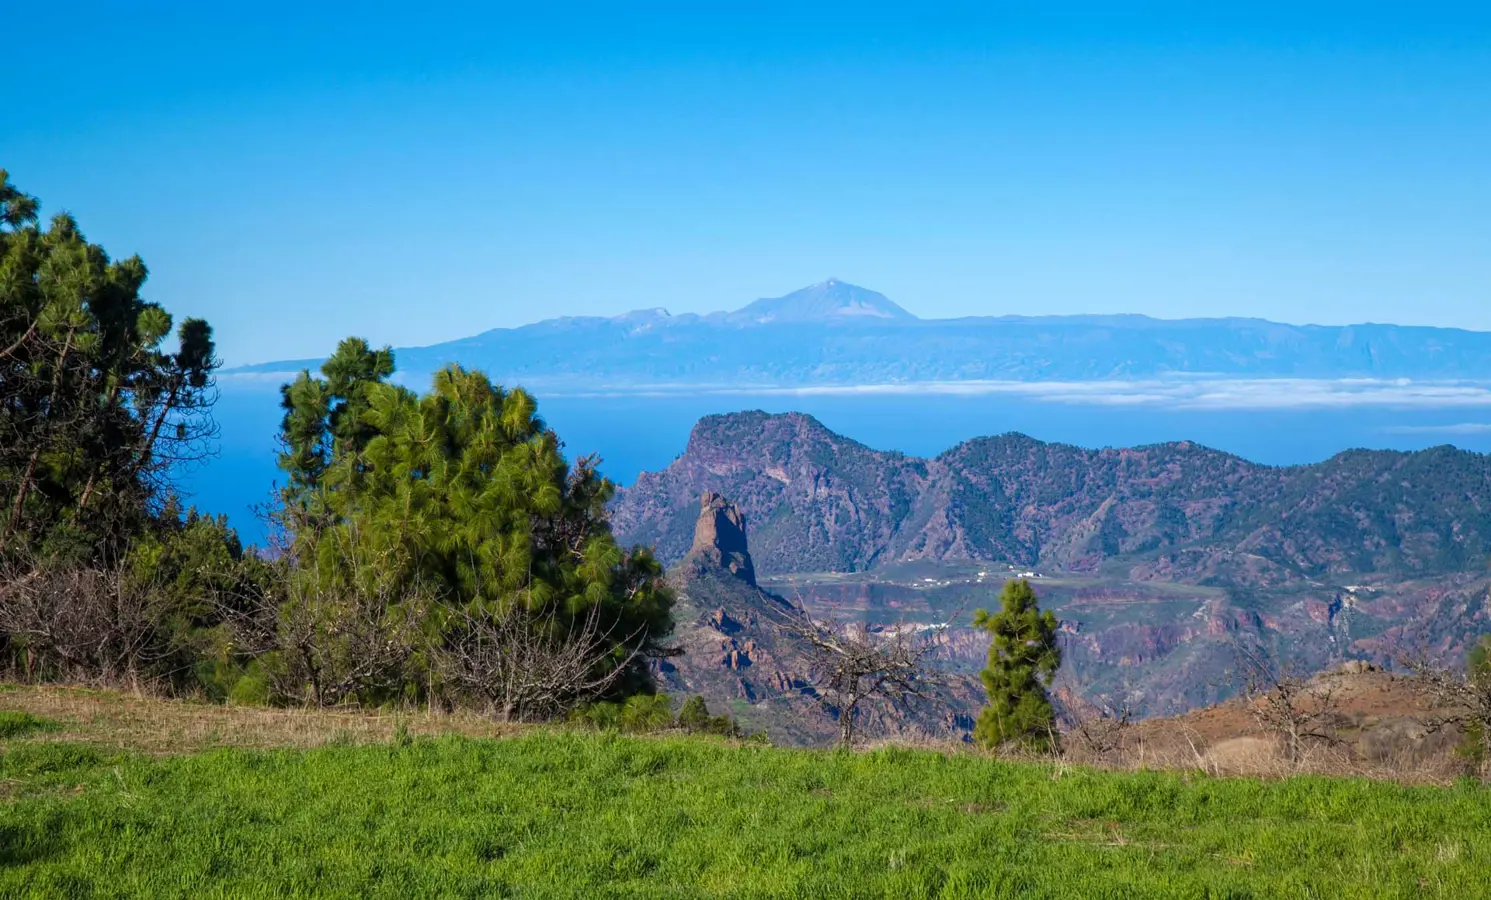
[626,413,1491,722]
[613,411,1491,584]
[659,493,981,745]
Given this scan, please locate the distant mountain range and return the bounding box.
[613,411,1491,582]
[230,279,1491,386]
[615,411,1491,716]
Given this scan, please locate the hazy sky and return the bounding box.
[8,3,1491,364]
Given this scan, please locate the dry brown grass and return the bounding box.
[872,670,1477,784]
[1071,670,1474,784]
[1,666,1477,785]
[0,683,517,755]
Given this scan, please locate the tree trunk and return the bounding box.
[77,380,126,512]
[133,379,182,481]
[77,471,98,511]
[839,691,860,748]
[3,447,41,546]
[3,327,76,548]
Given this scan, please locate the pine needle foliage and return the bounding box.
[276,348,674,714]
[973,579,1062,751]
[0,172,258,695]
[0,170,220,562]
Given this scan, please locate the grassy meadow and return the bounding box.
[2,690,1490,898]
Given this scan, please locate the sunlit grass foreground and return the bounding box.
[1,695,1489,898]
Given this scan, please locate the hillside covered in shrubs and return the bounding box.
[0,171,675,724]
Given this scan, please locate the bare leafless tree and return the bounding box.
[433,601,654,722]
[1061,687,1135,766]
[216,533,428,708]
[1234,644,1343,766]
[1400,650,1491,779]
[774,600,952,748]
[0,558,183,689]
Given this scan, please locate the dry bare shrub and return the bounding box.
[218,550,427,709]
[1351,727,1465,784]
[775,599,953,748]
[1130,721,1232,777]
[1062,700,1134,767]
[433,602,653,722]
[1401,650,1491,780]
[1235,645,1344,768]
[0,558,184,689]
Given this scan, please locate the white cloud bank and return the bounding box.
[1381,422,1491,435]
[587,378,1491,412]
[223,372,1491,413]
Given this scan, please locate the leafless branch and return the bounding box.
[1061,686,1135,765]
[434,600,650,722]
[215,538,427,708]
[1234,643,1343,767]
[771,595,955,748]
[1399,650,1491,778]
[0,557,184,690]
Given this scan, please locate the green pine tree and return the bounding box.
[277,337,395,524]
[275,352,674,712]
[973,579,1062,751]
[0,171,265,694]
[0,169,220,561]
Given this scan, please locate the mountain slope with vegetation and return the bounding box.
[615,412,1491,716]
[614,411,1491,584]
[658,492,981,745]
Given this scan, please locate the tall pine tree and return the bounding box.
[275,350,673,710]
[973,579,1062,751]
[277,337,394,524]
[0,170,219,561]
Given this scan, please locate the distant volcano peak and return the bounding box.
[729,280,916,324]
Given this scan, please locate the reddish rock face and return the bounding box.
[689,492,756,586]
[658,488,986,746]
[629,412,1491,730]
[616,410,1491,583]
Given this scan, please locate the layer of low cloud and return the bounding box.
[661,378,1491,412]
[223,372,1491,413]
[1380,422,1491,435]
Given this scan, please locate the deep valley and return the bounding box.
[626,411,1491,737]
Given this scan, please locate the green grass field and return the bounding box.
[2,719,1489,899]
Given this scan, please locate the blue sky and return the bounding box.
[7,3,1491,364]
